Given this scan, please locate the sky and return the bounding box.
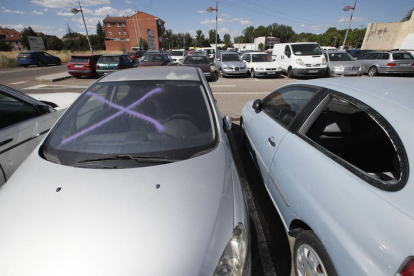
[0,0,413,40]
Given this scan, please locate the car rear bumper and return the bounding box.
[17,60,36,65]
[379,67,414,74]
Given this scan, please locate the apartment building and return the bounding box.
[103,11,166,51]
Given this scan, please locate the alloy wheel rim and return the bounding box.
[296,244,328,276]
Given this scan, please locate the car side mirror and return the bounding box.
[223,116,232,132]
[252,99,262,113]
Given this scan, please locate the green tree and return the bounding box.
[0,40,11,51]
[165,29,173,50]
[96,21,105,50]
[195,30,203,47]
[254,25,267,37]
[208,29,221,44]
[47,36,63,50]
[258,42,264,50]
[184,33,193,49]
[63,39,76,51]
[75,36,89,51]
[401,7,413,22]
[139,38,148,50]
[242,26,255,43]
[20,26,37,49]
[223,33,233,48]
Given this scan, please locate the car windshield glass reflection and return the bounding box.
[43,80,217,166]
[328,53,354,61]
[143,54,166,62]
[291,44,322,56]
[252,54,273,62]
[222,54,242,62]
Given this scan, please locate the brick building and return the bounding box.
[0,27,24,50]
[103,11,165,51]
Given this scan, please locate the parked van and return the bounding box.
[272,42,327,78]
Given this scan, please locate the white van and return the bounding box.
[196,47,216,61]
[272,42,327,78]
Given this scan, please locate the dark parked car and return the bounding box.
[137,53,173,67]
[123,51,145,61]
[346,49,373,59]
[17,51,61,67]
[96,55,137,77]
[180,55,212,80]
[66,54,102,78]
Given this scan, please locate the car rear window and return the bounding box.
[99,56,120,64]
[70,57,89,63]
[17,53,32,59]
[184,56,209,64]
[42,80,217,167]
[393,53,414,60]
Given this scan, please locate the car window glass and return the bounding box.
[125,56,134,64]
[393,53,414,60]
[99,56,119,64]
[378,53,389,60]
[0,92,41,129]
[303,94,404,188]
[284,45,291,56]
[262,86,317,127]
[44,53,52,57]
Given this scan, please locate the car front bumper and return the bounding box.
[293,67,327,76]
[222,69,248,76]
[254,70,282,76]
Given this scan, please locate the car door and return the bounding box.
[244,86,319,185]
[0,88,63,186]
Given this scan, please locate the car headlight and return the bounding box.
[333,65,344,71]
[241,66,246,69]
[213,223,248,276]
[255,67,264,70]
[223,66,231,70]
[296,59,304,65]
[322,57,327,65]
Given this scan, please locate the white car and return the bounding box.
[0,85,78,186]
[169,49,186,63]
[241,52,282,77]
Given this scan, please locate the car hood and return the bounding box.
[221,61,245,67]
[0,142,234,276]
[28,92,80,111]
[138,61,167,67]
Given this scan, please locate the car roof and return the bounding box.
[99,66,201,82]
[220,51,239,54]
[71,54,101,57]
[324,50,348,54]
[292,77,414,112]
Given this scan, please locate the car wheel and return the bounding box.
[288,67,294,78]
[250,69,255,78]
[219,69,225,78]
[368,66,378,77]
[23,65,28,67]
[293,230,338,276]
[325,68,331,77]
[74,76,81,79]
[37,61,44,67]
[56,60,61,66]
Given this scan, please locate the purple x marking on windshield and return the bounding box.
[61,87,164,145]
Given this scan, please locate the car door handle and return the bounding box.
[268,136,276,147]
[0,138,13,147]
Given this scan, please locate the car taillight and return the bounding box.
[117,65,124,69]
[95,65,99,69]
[411,63,414,66]
[66,63,70,67]
[387,63,397,66]
[398,258,414,276]
[86,64,91,69]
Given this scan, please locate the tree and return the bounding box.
[223,33,233,49]
[63,39,76,50]
[242,26,255,43]
[63,24,82,39]
[20,26,36,49]
[254,25,267,37]
[258,42,264,50]
[401,7,413,22]
[184,33,193,50]
[96,21,105,50]
[208,29,221,44]
[0,40,11,51]
[47,36,63,50]
[139,38,148,50]
[195,30,203,47]
[165,29,173,50]
[75,36,89,51]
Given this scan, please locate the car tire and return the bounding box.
[288,67,294,78]
[56,60,61,66]
[293,230,338,276]
[74,76,81,79]
[325,68,331,77]
[23,65,28,67]
[37,61,44,67]
[250,69,255,78]
[368,66,379,77]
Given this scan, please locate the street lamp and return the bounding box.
[71,2,93,54]
[206,1,218,60]
[341,0,358,50]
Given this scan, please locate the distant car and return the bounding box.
[0,84,78,186]
[238,50,258,56]
[66,54,102,78]
[191,51,207,56]
[323,50,361,77]
[0,67,251,276]
[169,49,187,63]
[180,55,212,80]
[123,51,145,61]
[346,49,373,59]
[357,51,414,76]
[137,53,173,67]
[96,54,137,77]
[241,77,414,276]
[241,52,282,78]
[215,51,248,77]
[17,51,61,67]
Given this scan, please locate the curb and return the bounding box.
[35,73,73,82]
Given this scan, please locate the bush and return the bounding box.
[0,56,18,68]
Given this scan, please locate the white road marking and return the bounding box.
[213,92,269,95]
[23,84,88,90]
[9,81,27,85]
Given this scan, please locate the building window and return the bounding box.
[117,23,120,27]
[107,23,110,27]
[109,31,112,35]
[122,23,125,27]
[123,31,127,35]
[118,31,121,35]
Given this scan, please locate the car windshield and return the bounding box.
[143,54,166,62]
[183,56,209,64]
[170,51,184,56]
[99,56,120,64]
[327,53,354,61]
[42,80,217,167]
[222,54,241,62]
[252,54,273,62]
[393,53,414,60]
[291,44,322,56]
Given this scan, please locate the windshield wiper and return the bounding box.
[76,155,177,164]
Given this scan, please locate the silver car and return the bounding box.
[215,51,248,77]
[0,67,251,276]
[357,51,414,76]
[323,50,361,76]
